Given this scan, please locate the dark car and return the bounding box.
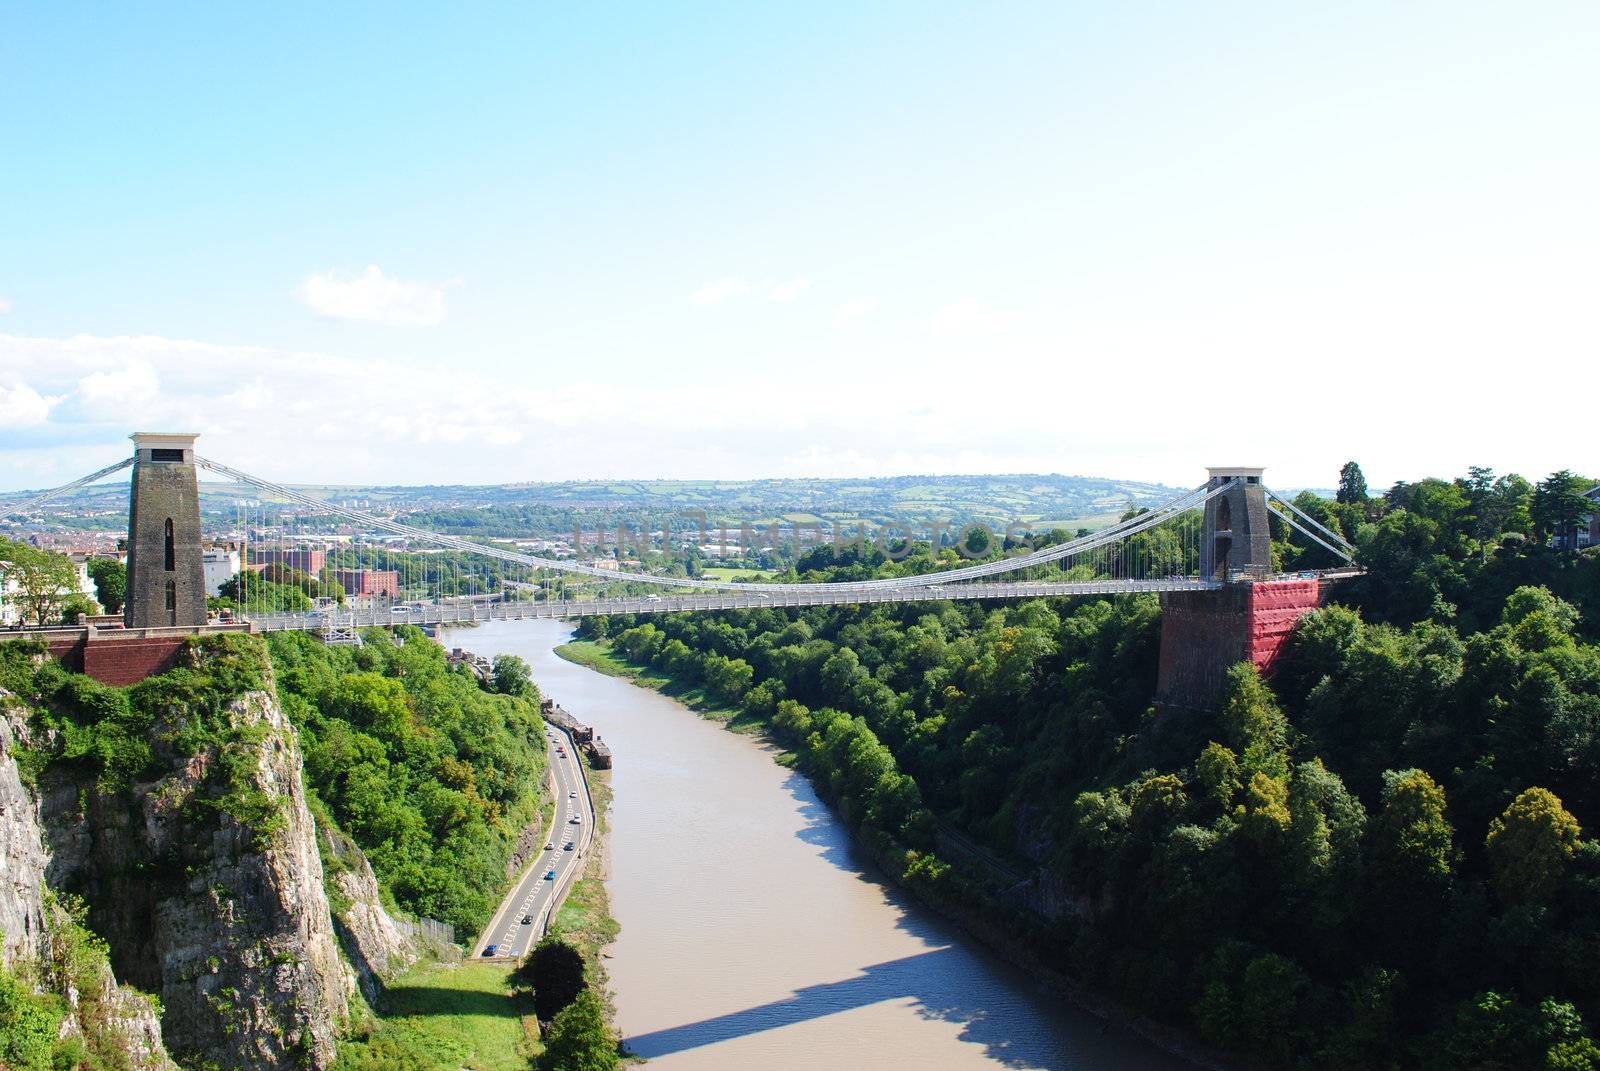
[483,944,497,957]
[520,915,532,925]
[563,842,575,851]
[544,869,556,880]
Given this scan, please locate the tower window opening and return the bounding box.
[164,518,176,571]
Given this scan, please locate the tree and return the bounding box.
[0,538,79,625]
[1531,470,1592,550]
[515,937,587,1021]
[1194,742,1241,813]
[537,988,618,1071]
[1218,663,1288,779]
[1484,787,1582,904]
[58,592,98,624]
[492,654,537,699]
[86,556,126,613]
[1370,768,1454,907]
[1337,462,1369,506]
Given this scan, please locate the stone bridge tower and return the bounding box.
[125,432,207,629]
[1157,466,1322,707]
[1199,466,1272,580]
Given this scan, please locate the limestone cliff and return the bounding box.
[1,701,48,967]
[38,650,354,1070]
[321,822,424,1008]
[1,697,174,1070]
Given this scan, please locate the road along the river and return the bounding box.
[473,724,595,960]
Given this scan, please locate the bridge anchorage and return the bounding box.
[3,434,1360,698]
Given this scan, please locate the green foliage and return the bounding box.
[1485,787,1582,905]
[0,538,80,625]
[574,462,1600,1067]
[85,557,126,614]
[491,654,535,699]
[514,937,587,1022]
[1219,663,1288,780]
[268,627,547,934]
[1337,461,1369,506]
[0,963,60,1071]
[537,988,617,1071]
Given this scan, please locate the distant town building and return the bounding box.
[202,544,241,597]
[588,558,621,571]
[1586,486,1600,549]
[333,568,400,598]
[250,547,327,574]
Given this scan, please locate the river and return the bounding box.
[444,619,1192,1071]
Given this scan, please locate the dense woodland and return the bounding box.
[579,464,1600,1069]
[266,628,549,935]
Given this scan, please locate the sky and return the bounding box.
[2,3,1596,494]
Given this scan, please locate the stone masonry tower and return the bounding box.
[1199,466,1272,580]
[125,432,207,628]
[1159,465,1324,707]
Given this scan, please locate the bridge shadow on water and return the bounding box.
[631,770,1171,1069]
[625,948,1014,1063]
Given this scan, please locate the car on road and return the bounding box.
[389,606,410,615]
[563,842,575,851]
[483,944,497,956]
[568,790,577,798]
[520,915,532,925]
[544,870,556,880]
[544,842,552,850]
[569,816,581,824]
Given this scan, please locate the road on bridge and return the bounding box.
[473,724,595,961]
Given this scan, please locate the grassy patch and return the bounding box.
[552,641,636,679]
[554,642,754,730]
[334,961,537,1071]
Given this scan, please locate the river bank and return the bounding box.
[553,637,1228,1071]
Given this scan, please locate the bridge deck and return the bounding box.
[248,577,1225,631]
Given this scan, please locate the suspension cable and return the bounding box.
[196,454,1226,594]
[0,456,135,519]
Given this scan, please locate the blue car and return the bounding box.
[482,944,497,957]
[545,869,556,880]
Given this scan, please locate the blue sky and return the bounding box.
[2,3,1596,492]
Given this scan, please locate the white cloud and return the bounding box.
[833,296,879,326]
[77,362,160,414]
[0,298,12,314]
[689,277,753,306]
[768,277,813,302]
[297,265,449,327]
[0,382,58,427]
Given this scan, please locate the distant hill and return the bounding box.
[4,472,1191,537]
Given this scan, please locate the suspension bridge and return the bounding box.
[2,434,1358,700]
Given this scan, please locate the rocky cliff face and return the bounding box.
[322,823,423,1008]
[41,680,354,1070]
[0,700,49,967]
[1,696,174,1070]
